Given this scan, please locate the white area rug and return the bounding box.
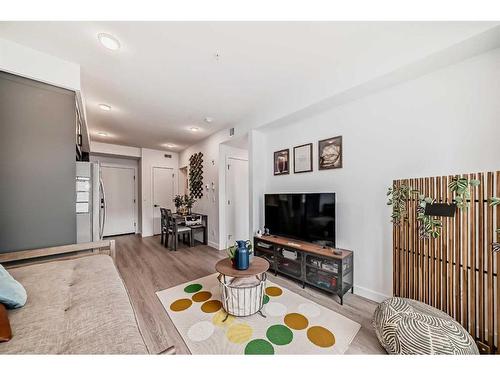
[156,273,360,354]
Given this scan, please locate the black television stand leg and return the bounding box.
[301,280,305,289]
[339,295,343,305]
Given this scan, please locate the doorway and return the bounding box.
[153,167,174,235]
[101,166,136,236]
[226,157,249,247]
[179,166,188,195]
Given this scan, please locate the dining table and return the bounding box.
[170,212,208,250]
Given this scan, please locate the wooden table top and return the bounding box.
[215,256,269,277]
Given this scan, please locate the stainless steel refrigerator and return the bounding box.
[76,161,106,243]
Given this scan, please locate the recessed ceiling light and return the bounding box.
[97,132,108,137]
[97,33,121,51]
[190,127,199,132]
[99,104,111,111]
[165,143,176,148]
[204,117,213,124]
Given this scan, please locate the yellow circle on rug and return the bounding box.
[265,286,283,297]
[192,291,212,302]
[212,310,235,327]
[201,300,222,313]
[307,326,335,348]
[170,298,193,312]
[226,323,253,344]
[284,313,309,330]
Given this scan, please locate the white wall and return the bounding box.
[141,148,179,237]
[90,155,141,233]
[180,129,232,249]
[219,144,249,249]
[0,38,80,91]
[251,48,500,302]
[91,141,141,158]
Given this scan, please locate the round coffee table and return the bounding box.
[215,257,270,320]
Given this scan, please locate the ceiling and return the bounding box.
[0,22,496,151]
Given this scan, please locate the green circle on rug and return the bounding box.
[266,324,293,345]
[263,295,270,304]
[184,283,203,293]
[244,339,275,355]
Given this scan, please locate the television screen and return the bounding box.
[264,193,335,246]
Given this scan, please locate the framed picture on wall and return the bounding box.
[293,143,313,173]
[273,149,290,175]
[318,136,342,170]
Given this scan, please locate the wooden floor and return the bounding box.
[114,234,385,354]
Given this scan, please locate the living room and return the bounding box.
[1,1,500,373]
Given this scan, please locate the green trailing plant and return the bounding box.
[448,177,480,209]
[226,245,236,259]
[416,194,442,239]
[489,197,500,253]
[387,184,416,225]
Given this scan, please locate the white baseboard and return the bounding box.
[208,241,220,250]
[353,285,390,303]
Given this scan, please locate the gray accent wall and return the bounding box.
[0,72,76,253]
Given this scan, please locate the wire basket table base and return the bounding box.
[218,273,267,321]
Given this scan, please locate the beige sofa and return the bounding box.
[0,241,159,354]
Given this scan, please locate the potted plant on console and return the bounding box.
[173,195,184,214]
[226,240,253,270]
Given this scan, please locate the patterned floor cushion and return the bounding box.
[373,297,478,355]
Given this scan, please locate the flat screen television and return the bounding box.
[264,193,335,247]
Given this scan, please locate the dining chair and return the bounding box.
[167,211,192,251]
[160,208,171,247]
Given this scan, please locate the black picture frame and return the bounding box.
[273,149,290,176]
[318,135,342,170]
[293,143,313,173]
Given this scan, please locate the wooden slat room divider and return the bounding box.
[393,171,499,354]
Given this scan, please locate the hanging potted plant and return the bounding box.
[448,177,480,209]
[416,194,442,239]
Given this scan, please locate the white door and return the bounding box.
[101,166,136,236]
[153,167,174,235]
[226,157,249,247]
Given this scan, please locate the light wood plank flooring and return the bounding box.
[114,234,385,354]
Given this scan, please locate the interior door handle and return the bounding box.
[154,204,159,207]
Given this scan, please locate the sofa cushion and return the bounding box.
[373,297,478,355]
[0,264,27,309]
[0,255,148,354]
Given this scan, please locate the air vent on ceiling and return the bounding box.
[164,154,172,159]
